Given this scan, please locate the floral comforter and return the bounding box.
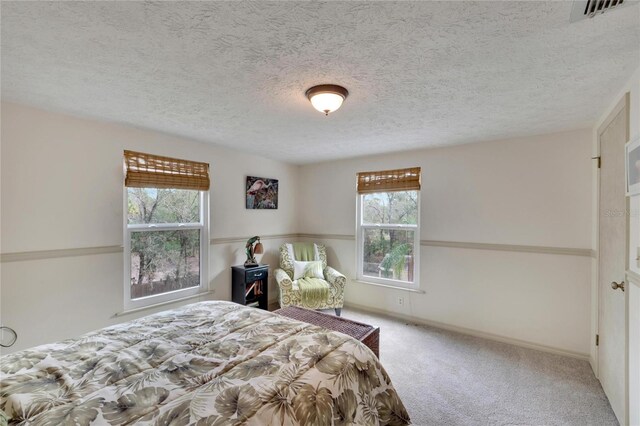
[0,301,410,425]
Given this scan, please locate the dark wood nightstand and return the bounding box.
[231,264,269,310]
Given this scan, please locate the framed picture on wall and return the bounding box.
[246,176,278,209]
[626,135,640,196]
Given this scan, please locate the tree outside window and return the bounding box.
[358,190,419,286]
[126,188,205,301]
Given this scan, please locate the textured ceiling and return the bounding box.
[2,1,639,164]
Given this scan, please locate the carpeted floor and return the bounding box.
[337,307,618,426]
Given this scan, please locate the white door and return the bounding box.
[598,94,629,425]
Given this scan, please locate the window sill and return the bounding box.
[115,290,216,317]
[352,279,425,294]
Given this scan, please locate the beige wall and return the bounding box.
[297,130,593,357]
[0,102,299,353]
[0,102,596,366]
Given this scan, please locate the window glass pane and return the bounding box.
[362,191,418,225]
[128,188,200,224]
[130,229,200,299]
[362,228,415,283]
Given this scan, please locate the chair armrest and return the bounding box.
[275,268,293,291]
[324,266,346,291]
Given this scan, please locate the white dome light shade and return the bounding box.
[310,93,344,115]
[305,85,349,116]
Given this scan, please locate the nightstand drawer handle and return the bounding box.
[247,270,265,282]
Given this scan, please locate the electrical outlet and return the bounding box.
[397,296,404,306]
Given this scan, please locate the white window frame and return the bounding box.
[356,191,420,289]
[124,189,209,310]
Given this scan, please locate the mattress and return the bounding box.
[0,301,410,425]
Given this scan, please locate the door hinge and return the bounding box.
[596,334,599,346]
[592,156,601,169]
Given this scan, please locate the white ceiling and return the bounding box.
[2,2,639,164]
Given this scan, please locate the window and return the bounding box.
[123,151,210,310]
[356,168,420,288]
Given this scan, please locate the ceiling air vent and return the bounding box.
[570,0,636,22]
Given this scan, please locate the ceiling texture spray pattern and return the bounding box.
[1,1,639,164]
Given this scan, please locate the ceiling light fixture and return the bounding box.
[305,84,349,116]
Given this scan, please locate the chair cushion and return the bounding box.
[293,260,324,280]
[280,243,328,279]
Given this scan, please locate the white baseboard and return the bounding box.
[345,301,590,362]
[590,355,599,378]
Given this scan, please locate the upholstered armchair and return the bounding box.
[275,243,346,315]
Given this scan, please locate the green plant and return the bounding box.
[380,243,411,279]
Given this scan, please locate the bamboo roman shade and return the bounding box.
[124,150,210,191]
[356,167,421,194]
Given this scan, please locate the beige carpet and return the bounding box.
[336,307,618,426]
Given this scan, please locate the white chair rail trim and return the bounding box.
[1,245,124,263]
[421,239,593,257]
[1,233,594,262]
[300,233,593,257]
[209,233,299,245]
[0,234,300,263]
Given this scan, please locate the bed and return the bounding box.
[0,301,410,425]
